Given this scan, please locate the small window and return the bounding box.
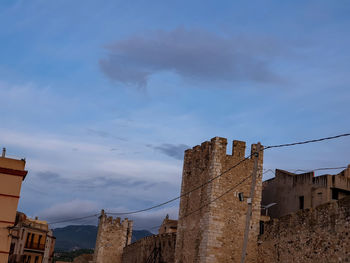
[259,221,264,235]
[299,196,304,210]
[332,189,339,200]
[25,233,30,247]
[30,233,34,248]
[37,235,42,248]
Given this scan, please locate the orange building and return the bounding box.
[9,213,55,263]
[0,148,27,263]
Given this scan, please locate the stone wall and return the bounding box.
[175,137,264,263]
[262,166,350,219]
[122,233,176,263]
[93,210,133,263]
[258,196,350,263]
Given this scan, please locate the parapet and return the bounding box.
[183,136,262,164]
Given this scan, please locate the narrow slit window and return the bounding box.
[299,196,304,210]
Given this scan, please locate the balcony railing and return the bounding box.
[25,242,45,250]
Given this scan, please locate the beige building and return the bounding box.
[9,212,56,263]
[262,165,350,218]
[0,149,27,263]
[158,215,177,235]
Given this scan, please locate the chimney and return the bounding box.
[2,148,5,157]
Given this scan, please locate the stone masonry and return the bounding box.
[122,233,176,263]
[92,210,133,263]
[258,195,350,263]
[175,137,263,263]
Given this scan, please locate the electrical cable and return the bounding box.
[48,132,350,224]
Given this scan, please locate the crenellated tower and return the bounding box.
[93,210,133,263]
[175,137,263,263]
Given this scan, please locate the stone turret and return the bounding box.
[93,210,133,263]
[175,137,263,263]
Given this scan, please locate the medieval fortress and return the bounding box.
[91,137,350,263]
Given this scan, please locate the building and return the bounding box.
[262,165,350,218]
[158,215,177,235]
[92,210,133,263]
[94,137,265,263]
[8,212,56,263]
[0,148,27,263]
[175,137,263,263]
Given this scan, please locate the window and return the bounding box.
[37,235,42,248]
[30,233,35,248]
[259,221,264,235]
[299,196,304,210]
[332,189,339,200]
[25,233,30,247]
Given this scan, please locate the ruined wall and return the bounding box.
[262,170,316,218]
[93,210,133,263]
[175,137,263,263]
[122,233,176,263]
[258,196,350,263]
[262,166,350,219]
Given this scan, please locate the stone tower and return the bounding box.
[93,210,133,263]
[175,137,263,263]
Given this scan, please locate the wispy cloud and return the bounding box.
[86,128,127,141]
[100,28,286,89]
[148,143,189,160]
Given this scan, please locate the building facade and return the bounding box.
[262,166,350,218]
[8,212,56,263]
[0,149,27,263]
[158,215,177,235]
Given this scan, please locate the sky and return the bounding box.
[1,0,350,231]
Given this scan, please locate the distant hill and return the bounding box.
[53,225,153,251]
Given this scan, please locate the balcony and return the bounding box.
[25,242,45,251]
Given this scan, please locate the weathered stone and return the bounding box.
[175,137,263,263]
[122,233,176,263]
[92,210,133,263]
[258,195,350,263]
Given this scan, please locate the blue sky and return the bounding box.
[1,0,350,230]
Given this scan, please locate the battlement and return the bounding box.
[184,136,262,167]
[100,210,131,229]
[93,210,133,263]
[176,136,264,263]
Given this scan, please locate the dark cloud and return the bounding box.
[86,128,127,141]
[150,143,189,160]
[99,28,285,88]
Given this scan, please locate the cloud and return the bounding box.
[150,143,189,160]
[38,199,100,224]
[99,28,284,88]
[86,128,127,141]
[39,199,178,232]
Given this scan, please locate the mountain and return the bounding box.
[53,225,153,251]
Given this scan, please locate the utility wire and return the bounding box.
[48,132,350,225]
[107,153,256,216]
[48,214,99,225]
[113,164,350,231]
[265,133,350,149]
[179,168,253,220]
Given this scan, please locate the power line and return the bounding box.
[263,166,347,175]
[48,214,99,225]
[48,132,350,225]
[106,153,256,216]
[265,133,350,149]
